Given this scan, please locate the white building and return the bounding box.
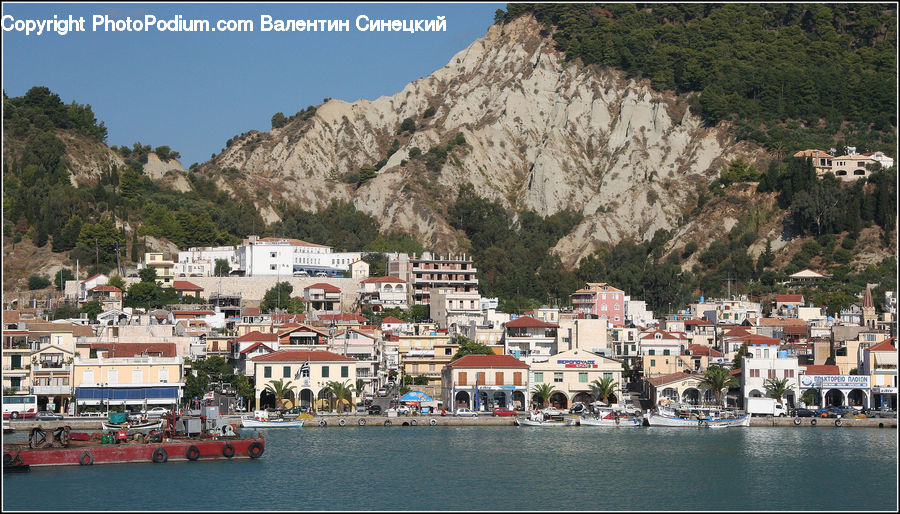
[624,296,655,327]
[230,236,361,277]
[504,315,559,365]
[358,276,409,312]
[429,288,482,332]
[177,245,239,276]
[741,338,801,408]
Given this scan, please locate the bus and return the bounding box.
[2,395,38,419]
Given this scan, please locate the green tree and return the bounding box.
[260,281,294,313]
[731,343,749,370]
[398,117,416,133]
[138,267,157,283]
[590,376,619,404]
[107,274,126,291]
[271,112,287,129]
[423,105,436,118]
[763,377,792,403]
[326,380,354,413]
[264,379,295,409]
[214,258,230,276]
[452,336,496,361]
[79,300,103,321]
[53,268,75,290]
[699,366,739,407]
[27,275,51,290]
[531,383,557,409]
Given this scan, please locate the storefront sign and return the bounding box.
[799,375,870,389]
[556,359,598,368]
[872,387,897,394]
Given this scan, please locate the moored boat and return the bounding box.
[100,419,164,433]
[573,410,643,427]
[240,410,304,428]
[3,413,265,469]
[647,403,750,428]
[515,411,569,427]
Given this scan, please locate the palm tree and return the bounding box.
[326,380,354,413]
[590,376,619,404]
[264,379,295,409]
[698,366,739,407]
[763,377,791,403]
[531,383,557,409]
[355,378,366,398]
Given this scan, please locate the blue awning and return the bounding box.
[76,386,179,400]
[399,391,433,402]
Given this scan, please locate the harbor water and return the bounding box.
[3,426,897,511]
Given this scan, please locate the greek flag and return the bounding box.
[297,359,310,378]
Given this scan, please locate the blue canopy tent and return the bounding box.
[399,391,435,413]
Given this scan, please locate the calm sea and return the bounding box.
[3,426,897,511]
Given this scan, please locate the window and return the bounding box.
[283,366,291,378]
[648,350,655,356]
[445,348,452,355]
[496,372,504,385]
[553,372,563,383]
[601,304,607,311]
[83,369,94,385]
[270,264,277,271]
[749,369,759,378]
[767,369,776,379]
[322,366,329,378]
[534,372,543,383]
[663,349,670,356]
[158,367,169,383]
[476,373,485,385]
[341,366,349,378]
[650,359,656,367]
[132,369,143,384]
[614,304,620,310]
[107,369,118,384]
[264,366,272,378]
[513,372,522,386]
[458,372,468,385]
[270,252,277,258]
[603,373,612,380]
[785,369,794,378]
[579,372,588,383]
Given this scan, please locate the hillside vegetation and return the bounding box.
[498,3,897,156]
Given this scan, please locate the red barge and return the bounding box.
[3,412,265,470]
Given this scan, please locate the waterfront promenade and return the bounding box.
[8,415,897,430]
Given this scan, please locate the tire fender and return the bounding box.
[810,418,817,426]
[318,420,327,427]
[248,441,264,458]
[338,418,346,427]
[834,419,843,427]
[358,418,366,426]
[429,419,437,426]
[186,445,200,461]
[410,419,418,426]
[793,418,801,426]
[152,448,168,463]
[384,420,392,427]
[79,451,94,466]
[222,443,235,458]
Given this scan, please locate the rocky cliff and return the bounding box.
[203,15,764,266]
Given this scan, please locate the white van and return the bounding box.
[293,270,309,277]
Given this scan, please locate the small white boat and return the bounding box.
[240,410,304,428]
[574,410,643,427]
[647,403,750,428]
[100,419,163,433]
[2,421,13,434]
[515,411,569,427]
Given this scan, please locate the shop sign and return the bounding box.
[799,375,870,389]
[556,359,597,368]
[872,387,897,394]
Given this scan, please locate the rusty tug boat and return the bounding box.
[3,407,265,472]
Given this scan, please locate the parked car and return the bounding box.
[35,411,63,421]
[541,407,563,416]
[868,408,897,419]
[569,403,587,414]
[367,405,382,415]
[816,406,852,418]
[146,407,169,417]
[492,408,516,417]
[376,387,388,397]
[792,408,816,417]
[396,405,411,415]
[454,408,478,417]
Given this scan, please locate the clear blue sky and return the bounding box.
[2,2,504,166]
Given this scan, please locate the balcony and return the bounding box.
[33,385,72,395]
[34,364,71,372]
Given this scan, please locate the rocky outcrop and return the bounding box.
[205,15,764,265]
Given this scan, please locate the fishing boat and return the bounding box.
[240,410,304,428]
[572,409,643,427]
[514,411,569,427]
[100,419,164,433]
[646,403,750,428]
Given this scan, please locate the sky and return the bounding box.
[2,2,504,166]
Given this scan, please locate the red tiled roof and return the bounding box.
[647,371,697,387]
[242,307,261,316]
[381,316,405,324]
[687,344,723,357]
[361,276,406,284]
[640,329,686,341]
[723,327,751,337]
[505,316,559,329]
[3,310,20,324]
[730,334,781,346]
[448,354,529,368]
[171,310,215,317]
[91,342,177,358]
[318,313,368,323]
[776,294,804,303]
[88,285,121,293]
[867,337,896,353]
[233,331,279,342]
[72,325,94,338]
[240,342,275,354]
[304,283,341,293]
[251,349,355,362]
[82,273,105,283]
[173,280,203,290]
[802,364,841,375]
[684,319,713,326]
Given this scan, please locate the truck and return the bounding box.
[746,397,788,417]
